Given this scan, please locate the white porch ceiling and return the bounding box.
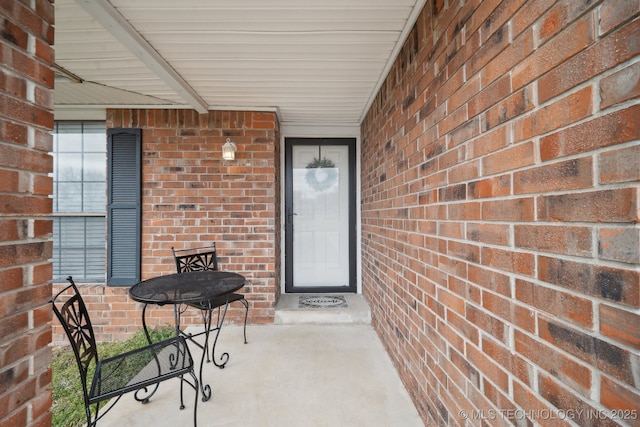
[54,0,426,127]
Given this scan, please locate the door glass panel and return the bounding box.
[292,145,350,287]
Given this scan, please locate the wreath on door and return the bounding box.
[305,157,337,192]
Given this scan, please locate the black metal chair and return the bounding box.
[172,243,248,368]
[51,276,199,427]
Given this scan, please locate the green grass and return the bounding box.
[52,326,175,427]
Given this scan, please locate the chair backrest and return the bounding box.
[51,276,98,406]
[172,243,218,272]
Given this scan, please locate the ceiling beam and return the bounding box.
[74,0,209,113]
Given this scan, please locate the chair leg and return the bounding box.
[241,299,249,344]
[179,370,200,426]
[86,405,94,427]
[179,374,186,410]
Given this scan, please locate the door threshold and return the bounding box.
[275,294,371,325]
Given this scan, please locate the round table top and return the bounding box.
[129,270,246,305]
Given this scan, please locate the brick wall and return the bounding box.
[51,109,281,344]
[361,0,639,425]
[0,1,55,426]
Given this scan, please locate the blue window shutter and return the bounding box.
[107,128,141,286]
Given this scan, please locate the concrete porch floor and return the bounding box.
[97,296,424,427]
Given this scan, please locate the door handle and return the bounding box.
[286,212,297,225]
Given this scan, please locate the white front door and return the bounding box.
[285,139,356,293]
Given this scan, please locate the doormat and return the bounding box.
[298,295,348,309]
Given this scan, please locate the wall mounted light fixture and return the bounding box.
[222,138,237,160]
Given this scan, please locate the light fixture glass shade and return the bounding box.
[222,138,237,160]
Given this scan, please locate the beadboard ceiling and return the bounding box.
[54,0,426,127]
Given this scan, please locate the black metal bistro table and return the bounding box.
[129,270,246,401]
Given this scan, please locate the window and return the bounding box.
[51,124,141,285]
[51,121,107,282]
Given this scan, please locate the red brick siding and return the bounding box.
[361,1,639,425]
[51,109,281,344]
[0,1,55,426]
